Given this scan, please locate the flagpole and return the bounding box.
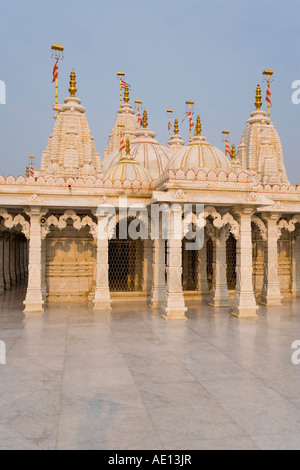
[135,100,143,130]
[263,69,274,119]
[222,130,230,155]
[167,109,173,139]
[118,123,125,157]
[117,72,125,108]
[51,44,64,119]
[185,100,194,142]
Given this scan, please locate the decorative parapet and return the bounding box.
[0,174,155,191]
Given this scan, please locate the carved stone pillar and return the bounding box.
[19,238,25,281]
[143,238,153,302]
[16,235,22,284]
[260,214,282,306]
[3,232,11,290]
[9,233,17,286]
[23,208,46,313]
[291,230,300,297]
[93,215,112,311]
[163,206,187,320]
[151,238,166,309]
[41,239,47,301]
[231,210,258,318]
[24,239,29,279]
[0,232,4,293]
[209,227,230,308]
[198,239,209,297]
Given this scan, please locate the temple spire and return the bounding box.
[174,118,179,135]
[195,116,202,136]
[255,84,262,110]
[142,109,148,128]
[69,69,77,97]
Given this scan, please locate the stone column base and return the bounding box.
[150,289,166,310]
[93,300,112,311]
[209,299,230,308]
[162,307,188,321]
[259,293,282,306]
[230,305,258,318]
[23,300,44,313]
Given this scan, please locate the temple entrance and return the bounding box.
[108,221,143,292]
[182,240,198,291]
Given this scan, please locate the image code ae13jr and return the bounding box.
[108,454,193,467]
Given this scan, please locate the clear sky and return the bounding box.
[0,0,299,184]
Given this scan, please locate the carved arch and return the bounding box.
[43,210,97,239]
[0,209,30,239]
[251,216,267,241]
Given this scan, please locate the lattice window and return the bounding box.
[108,220,143,292]
[226,234,236,290]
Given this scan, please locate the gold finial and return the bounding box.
[255,84,262,110]
[195,116,202,136]
[26,166,29,178]
[142,109,148,128]
[125,138,131,156]
[69,69,77,97]
[231,144,236,160]
[174,118,179,135]
[124,84,130,103]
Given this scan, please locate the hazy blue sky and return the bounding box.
[1,0,299,184]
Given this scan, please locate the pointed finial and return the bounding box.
[69,69,77,97]
[26,166,29,178]
[124,85,130,103]
[231,144,236,160]
[125,138,131,156]
[255,84,262,110]
[195,116,202,136]
[142,109,148,128]
[174,118,179,135]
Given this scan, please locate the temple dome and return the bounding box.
[103,139,153,183]
[166,116,232,173]
[102,110,172,180]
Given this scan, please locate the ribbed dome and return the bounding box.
[102,128,172,180]
[166,135,232,172]
[103,139,153,183]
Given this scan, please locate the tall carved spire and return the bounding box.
[255,84,262,110]
[69,69,77,97]
[195,116,202,136]
[142,109,148,129]
[174,118,179,135]
[124,84,130,103]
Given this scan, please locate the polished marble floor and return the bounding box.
[0,287,300,450]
